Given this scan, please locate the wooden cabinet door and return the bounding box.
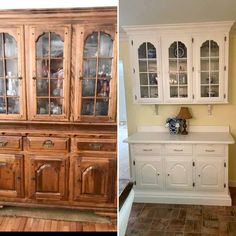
[27,25,71,121]
[195,157,225,192]
[28,155,68,200]
[74,156,116,203]
[74,25,117,123]
[0,154,24,198]
[135,157,163,190]
[0,27,26,120]
[165,157,193,191]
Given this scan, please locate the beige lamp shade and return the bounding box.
[176,107,192,120]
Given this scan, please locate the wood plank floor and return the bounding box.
[0,216,117,232]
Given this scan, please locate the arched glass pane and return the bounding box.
[138,42,158,98]
[36,33,49,57]
[4,33,17,58]
[99,32,113,57]
[51,33,64,57]
[200,40,219,98]
[84,32,98,58]
[169,41,188,98]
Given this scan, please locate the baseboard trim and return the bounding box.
[134,192,232,206]
[229,180,236,187]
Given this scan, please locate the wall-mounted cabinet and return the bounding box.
[124,21,233,104]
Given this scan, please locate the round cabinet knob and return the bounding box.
[167,174,170,176]
[198,174,201,177]
[157,173,160,176]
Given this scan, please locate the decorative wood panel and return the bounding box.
[0,154,24,198]
[28,155,68,200]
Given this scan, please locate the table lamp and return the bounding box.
[176,107,192,135]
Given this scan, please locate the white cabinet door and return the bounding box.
[131,36,163,103]
[195,157,225,191]
[136,157,163,189]
[162,36,193,104]
[194,35,226,103]
[166,157,193,190]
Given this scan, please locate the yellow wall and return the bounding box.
[120,33,236,181]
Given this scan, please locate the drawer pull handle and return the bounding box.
[205,149,215,152]
[0,162,7,167]
[0,141,8,147]
[173,149,183,152]
[143,149,153,152]
[43,140,54,148]
[89,143,103,150]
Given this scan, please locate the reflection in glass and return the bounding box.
[81,99,94,115]
[0,97,6,113]
[7,98,19,114]
[0,36,3,58]
[84,32,98,58]
[99,32,113,57]
[50,98,63,115]
[170,87,178,98]
[179,86,187,97]
[83,59,97,78]
[82,79,95,97]
[201,41,209,57]
[169,60,177,72]
[96,100,109,116]
[50,80,63,97]
[139,60,147,72]
[36,79,49,96]
[140,73,148,85]
[37,59,49,78]
[50,59,63,78]
[0,79,5,96]
[4,34,17,58]
[150,87,158,98]
[97,79,110,97]
[0,60,4,77]
[50,33,64,57]
[37,98,49,114]
[140,86,148,98]
[6,79,19,96]
[148,60,157,72]
[210,58,219,71]
[201,59,209,71]
[147,43,156,59]
[98,59,112,78]
[6,59,18,77]
[138,43,147,59]
[36,33,49,57]
[210,40,219,57]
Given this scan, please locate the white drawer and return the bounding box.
[133,144,162,155]
[196,144,225,155]
[165,144,193,155]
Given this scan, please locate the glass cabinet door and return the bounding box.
[0,28,25,119]
[200,40,219,98]
[195,36,225,102]
[137,41,161,101]
[162,37,192,103]
[75,26,117,122]
[29,25,71,121]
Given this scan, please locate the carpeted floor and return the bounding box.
[0,206,110,224]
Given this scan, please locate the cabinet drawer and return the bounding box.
[27,137,69,152]
[165,144,193,155]
[0,136,22,151]
[75,139,116,152]
[133,144,162,155]
[196,144,225,155]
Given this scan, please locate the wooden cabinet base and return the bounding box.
[0,123,117,219]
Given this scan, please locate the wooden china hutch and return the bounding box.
[0,8,117,218]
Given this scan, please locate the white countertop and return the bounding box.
[124,132,235,144]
